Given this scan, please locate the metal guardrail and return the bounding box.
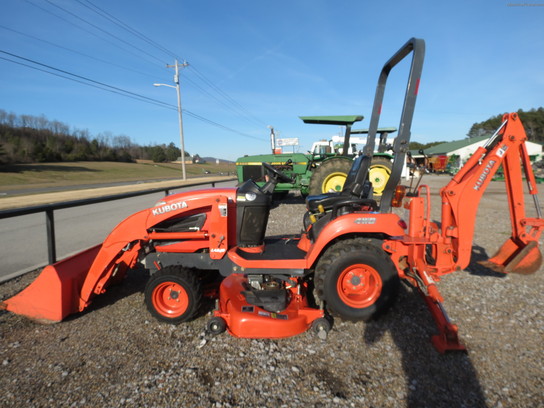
[0,178,237,266]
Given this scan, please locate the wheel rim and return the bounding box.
[369,165,391,196]
[322,172,347,193]
[337,264,382,308]
[152,281,189,317]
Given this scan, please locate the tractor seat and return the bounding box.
[305,155,374,213]
[304,155,377,235]
[306,192,339,213]
[305,190,375,213]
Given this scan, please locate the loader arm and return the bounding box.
[1,189,235,322]
[440,112,544,273]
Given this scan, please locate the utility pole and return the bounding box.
[268,125,276,154]
[155,59,189,180]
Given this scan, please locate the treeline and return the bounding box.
[409,140,448,151]
[0,110,187,164]
[467,107,544,141]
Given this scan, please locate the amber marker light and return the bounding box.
[391,185,406,207]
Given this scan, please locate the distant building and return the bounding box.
[192,154,206,164]
[409,136,543,173]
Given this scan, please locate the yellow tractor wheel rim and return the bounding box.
[322,172,347,193]
[369,165,391,196]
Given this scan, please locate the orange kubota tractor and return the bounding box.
[2,38,542,352]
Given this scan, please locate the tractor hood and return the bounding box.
[235,153,309,166]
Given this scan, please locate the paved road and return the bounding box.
[0,174,234,196]
[0,180,237,281]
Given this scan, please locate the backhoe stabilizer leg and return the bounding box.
[411,269,466,353]
[422,296,467,353]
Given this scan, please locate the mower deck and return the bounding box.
[213,274,324,338]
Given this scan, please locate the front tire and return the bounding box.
[144,266,202,324]
[315,239,399,321]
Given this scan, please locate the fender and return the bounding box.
[305,212,406,267]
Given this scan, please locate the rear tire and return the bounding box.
[308,158,352,195]
[314,239,399,321]
[369,157,393,197]
[144,266,202,324]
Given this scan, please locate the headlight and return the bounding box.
[245,192,257,201]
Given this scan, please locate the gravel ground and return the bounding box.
[1,175,543,408]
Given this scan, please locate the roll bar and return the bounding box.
[362,38,425,213]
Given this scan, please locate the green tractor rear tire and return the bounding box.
[368,157,393,197]
[308,158,352,196]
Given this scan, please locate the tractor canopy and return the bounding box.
[299,115,363,126]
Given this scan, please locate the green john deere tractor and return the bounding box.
[236,115,396,197]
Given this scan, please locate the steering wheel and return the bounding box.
[262,162,294,184]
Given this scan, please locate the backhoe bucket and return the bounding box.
[0,244,101,323]
[478,238,542,275]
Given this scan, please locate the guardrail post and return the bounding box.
[45,209,57,264]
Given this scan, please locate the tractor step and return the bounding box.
[236,238,306,261]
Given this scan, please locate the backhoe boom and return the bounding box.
[385,112,543,351]
[440,112,544,274]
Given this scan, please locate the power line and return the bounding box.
[62,0,268,130]
[0,55,173,110]
[0,49,175,109]
[66,0,267,129]
[0,24,168,82]
[43,0,166,65]
[24,0,163,68]
[0,51,267,142]
[182,110,267,142]
[188,64,268,127]
[180,71,269,128]
[77,0,178,60]
[10,1,269,141]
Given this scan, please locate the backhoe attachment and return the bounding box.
[386,112,543,352]
[439,112,544,275]
[475,113,544,275]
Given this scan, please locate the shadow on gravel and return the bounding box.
[363,284,488,408]
[66,267,150,322]
[466,245,508,278]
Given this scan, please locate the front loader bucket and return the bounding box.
[478,238,542,275]
[0,244,101,323]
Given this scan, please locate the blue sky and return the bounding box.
[1,0,543,162]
